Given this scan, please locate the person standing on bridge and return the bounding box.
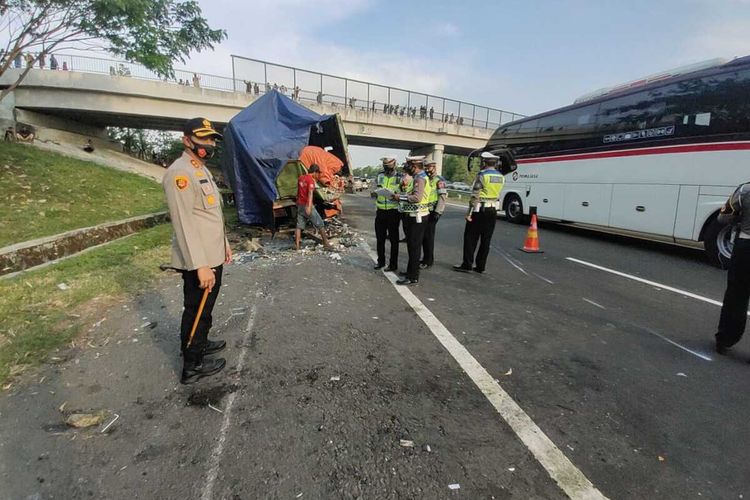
[163,118,231,384]
[394,156,432,285]
[420,160,447,269]
[374,156,401,272]
[715,183,750,355]
[454,152,504,274]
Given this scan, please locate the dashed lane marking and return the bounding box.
[582,298,606,310]
[201,298,259,500]
[363,242,607,500]
[641,327,713,362]
[566,257,749,316]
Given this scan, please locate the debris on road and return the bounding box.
[508,467,516,472]
[504,368,513,376]
[330,376,341,382]
[676,372,687,377]
[65,411,105,428]
[100,414,120,433]
[208,404,224,414]
[448,483,461,490]
[399,439,415,448]
[658,455,666,462]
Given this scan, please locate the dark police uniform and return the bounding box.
[396,157,432,285]
[454,153,504,274]
[162,118,228,384]
[716,183,750,354]
[374,157,401,271]
[421,168,447,268]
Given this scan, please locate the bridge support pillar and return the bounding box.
[409,144,444,175]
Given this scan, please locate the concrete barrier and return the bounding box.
[0,211,168,277]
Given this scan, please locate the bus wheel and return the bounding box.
[704,217,733,269]
[504,194,526,224]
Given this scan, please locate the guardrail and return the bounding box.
[231,55,525,130]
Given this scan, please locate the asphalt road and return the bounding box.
[344,191,750,500]
[1,192,748,500]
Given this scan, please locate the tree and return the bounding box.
[0,0,226,101]
[442,154,475,184]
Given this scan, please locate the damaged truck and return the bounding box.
[221,90,353,229]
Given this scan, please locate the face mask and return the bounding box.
[189,140,215,159]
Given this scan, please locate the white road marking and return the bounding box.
[642,327,713,362]
[566,257,749,316]
[582,298,606,310]
[496,249,529,276]
[201,300,259,500]
[534,273,555,285]
[363,243,607,500]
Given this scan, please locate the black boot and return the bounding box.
[453,264,472,273]
[204,339,226,355]
[181,356,226,384]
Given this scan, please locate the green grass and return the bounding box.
[1,142,166,247]
[0,224,172,385]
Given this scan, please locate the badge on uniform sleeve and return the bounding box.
[175,175,189,191]
[207,194,216,205]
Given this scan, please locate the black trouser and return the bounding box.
[403,215,427,280]
[375,208,400,267]
[401,212,409,239]
[462,207,497,272]
[180,265,223,363]
[421,211,440,266]
[716,238,750,347]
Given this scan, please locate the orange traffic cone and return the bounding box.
[520,214,543,253]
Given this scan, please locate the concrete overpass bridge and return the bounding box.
[0,54,524,170]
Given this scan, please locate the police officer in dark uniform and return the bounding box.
[163,118,232,384]
[715,182,750,355]
[394,156,432,285]
[420,159,447,269]
[454,152,505,274]
[374,156,401,272]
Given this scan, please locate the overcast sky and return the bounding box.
[183,0,750,167]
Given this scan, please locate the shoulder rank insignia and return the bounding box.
[190,159,200,168]
[175,175,189,191]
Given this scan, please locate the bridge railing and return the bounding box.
[231,55,525,130]
[8,52,525,130]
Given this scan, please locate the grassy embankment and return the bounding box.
[1,142,166,247]
[0,143,173,385]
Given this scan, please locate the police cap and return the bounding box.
[183,117,222,140]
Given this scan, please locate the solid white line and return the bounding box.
[201,301,259,500]
[364,243,607,500]
[582,298,606,310]
[566,257,748,315]
[642,327,713,362]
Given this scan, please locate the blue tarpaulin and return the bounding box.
[221,90,330,227]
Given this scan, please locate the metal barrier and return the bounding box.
[7,52,525,130]
[231,55,525,130]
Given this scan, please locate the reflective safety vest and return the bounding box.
[400,171,433,215]
[478,169,504,201]
[428,175,446,210]
[398,175,414,213]
[376,172,400,210]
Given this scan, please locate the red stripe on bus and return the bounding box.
[516,142,750,164]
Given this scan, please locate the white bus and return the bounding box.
[488,56,750,267]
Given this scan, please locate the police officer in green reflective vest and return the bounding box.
[374,156,401,272]
[454,152,504,274]
[420,159,447,269]
[394,156,433,285]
